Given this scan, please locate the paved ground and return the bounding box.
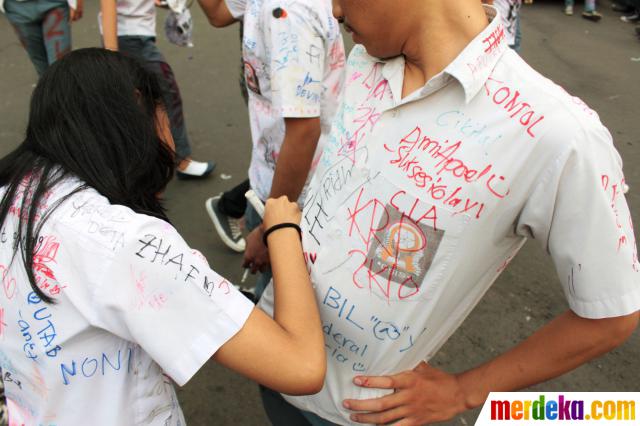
[0,0,639,425]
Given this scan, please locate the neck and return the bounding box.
[401,0,489,97]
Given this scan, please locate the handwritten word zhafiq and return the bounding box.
[135,234,231,297]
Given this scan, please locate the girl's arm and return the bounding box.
[213,196,326,395]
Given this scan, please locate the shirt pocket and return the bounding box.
[317,164,472,304]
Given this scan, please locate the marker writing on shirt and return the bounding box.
[18,292,62,361]
[483,77,545,138]
[329,40,346,71]
[60,347,133,385]
[32,236,66,297]
[0,264,17,300]
[135,234,231,297]
[601,174,639,271]
[345,189,441,302]
[338,105,382,166]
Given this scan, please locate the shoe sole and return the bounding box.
[205,197,246,252]
[176,168,215,180]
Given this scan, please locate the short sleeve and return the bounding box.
[224,0,246,19]
[516,125,640,319]
[266,1,325,118]
[63,216,255,386]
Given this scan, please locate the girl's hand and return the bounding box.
[263,196,301,230]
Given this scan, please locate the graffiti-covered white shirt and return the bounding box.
[98,0,157,38]
[225,0,345,203]
[258,6,640,425]
[0,178,254,425]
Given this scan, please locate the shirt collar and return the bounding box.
[445,5,509,104]
[371,5,507,106]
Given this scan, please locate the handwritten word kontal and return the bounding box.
[484,77,545,138]
[384,126,511,219]
[135,234,231,296]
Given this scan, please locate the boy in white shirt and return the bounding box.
[255,0,639,424]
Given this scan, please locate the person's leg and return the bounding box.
[118,36,214,177]
[136,38,191,161]
[219,179,251,218]
[205,179,250,252]
[564,0,575,15]
[4,0,49,76]
[512,13,522,52]
[582,0,602,20]
[40,0,71,67]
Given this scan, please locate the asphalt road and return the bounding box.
[0,0,639,425]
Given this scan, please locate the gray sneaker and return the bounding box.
[205,195,246,252]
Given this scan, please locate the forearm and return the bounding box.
[214,223,325,394]
[457,310,639,409]
[197,0,236,27]
[269,118,321,203]
[100,0,118,50]
[269,227,323,352]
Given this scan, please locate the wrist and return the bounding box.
[263,223,302,247]
[454,370,488,411]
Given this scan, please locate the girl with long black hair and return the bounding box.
[0,48,324,425]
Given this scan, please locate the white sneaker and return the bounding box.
[565,5,574,15]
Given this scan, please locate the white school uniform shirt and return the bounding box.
[258,6,640,424]
[0,177,254,425]
[493,0,522,46]
[98,0,157,37]
[225,0,345,203]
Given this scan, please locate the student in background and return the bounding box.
[1,0,83,76]
[483,0,523,51]
[100,0,215,179]
[198,0,346,298]
[564,0,603,21]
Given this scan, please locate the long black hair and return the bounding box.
[0,48,176,303]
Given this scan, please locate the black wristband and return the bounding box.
[262,222,302,247]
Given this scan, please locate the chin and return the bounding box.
[362,44,401,61]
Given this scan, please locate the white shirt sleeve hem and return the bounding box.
[166,299,255,386]
[567,285,640,319]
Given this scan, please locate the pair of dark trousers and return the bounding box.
[260,386,340,426]
[117,36,192,161]
[4,0,71,76]
[218,179,250,219]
